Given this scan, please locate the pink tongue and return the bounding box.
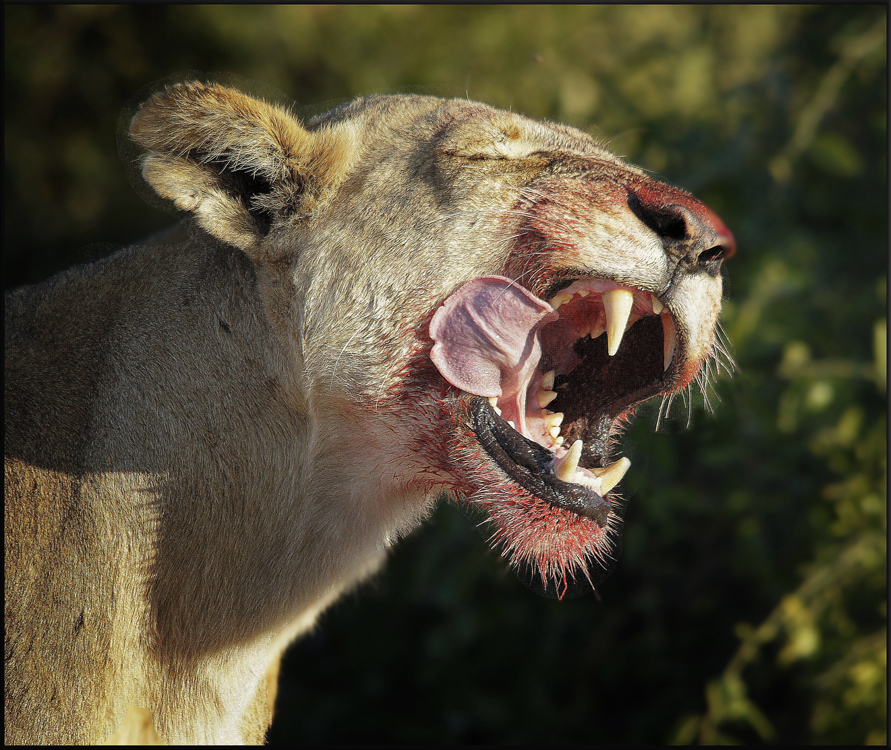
[429,276,558,399]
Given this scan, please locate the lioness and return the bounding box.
[4,81,734,744]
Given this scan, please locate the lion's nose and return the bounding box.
[627,190,735,277]
[699,204,736,259]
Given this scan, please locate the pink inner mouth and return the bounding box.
[429,275,674,466]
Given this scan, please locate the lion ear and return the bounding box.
[130,82,356,252]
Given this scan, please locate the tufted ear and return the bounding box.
[130,82,356,252]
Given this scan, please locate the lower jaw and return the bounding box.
[469,398,612,525]
[432,399,631,599]
[461,447,627,598]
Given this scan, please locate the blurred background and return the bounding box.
[4,6,886,744]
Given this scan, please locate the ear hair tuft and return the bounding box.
[131,82,356,251]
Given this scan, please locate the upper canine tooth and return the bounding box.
[603,288,635,356]
[538,389,558,408]
[553,439,583,482]
[662,313,677,372]
[591,457,631,494]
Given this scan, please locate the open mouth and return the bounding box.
[430,275,675,524]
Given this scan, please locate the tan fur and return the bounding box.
[5,82,730,744]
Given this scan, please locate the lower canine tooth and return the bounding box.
[553,439,583,482]
[603,288,635,356]
[592,457,631,494]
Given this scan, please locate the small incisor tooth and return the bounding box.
[553,439,583,482]
[538,389,558,408]
[589,319,606,341]
[662,313,677,371]
[591,457,631,495]
[603,288,635,356]
[487,396,502,416]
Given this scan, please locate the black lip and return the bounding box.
[470,398,611,526]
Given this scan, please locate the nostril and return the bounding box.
[626,192,689,241]
[627,188,736,275]
[706,208,736,259]
[698,245,726,277]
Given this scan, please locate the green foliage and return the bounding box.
[4,5,885,744]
